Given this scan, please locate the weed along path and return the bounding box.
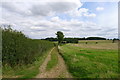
[36,47,72,78]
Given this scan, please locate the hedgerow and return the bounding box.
[2,26,54,67]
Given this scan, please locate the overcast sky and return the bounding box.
[0,0,118,39]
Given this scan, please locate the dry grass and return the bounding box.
[79,40,113,43]
[73,43,118,50]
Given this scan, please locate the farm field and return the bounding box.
[59,41,118,78]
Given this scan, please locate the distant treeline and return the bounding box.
[86,37,106,40]
[42,37,119,43]
[2,26,54,67]
[41,38,79,43]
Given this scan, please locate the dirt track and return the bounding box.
[36,47,72,78]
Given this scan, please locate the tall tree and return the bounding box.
[56,31,64,44]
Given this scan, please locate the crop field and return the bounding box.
[59,41,118,78]
[79,40,114,43]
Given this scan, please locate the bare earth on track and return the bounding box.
[36,47,72,78]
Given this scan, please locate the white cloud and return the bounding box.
[81,0,119,2]
[20,17,113,38]
[96,7,104,11]
[1,0,96,18]
[51,16,60,22]
[83,13,96,17]
[96,6,118,28]
[0,1,118,39]
[1,2,32,16]
[79,8,88,13]
[69,8,96,18]
[29,0,82,17]
[69,8,88,16]
[1,13,117,39]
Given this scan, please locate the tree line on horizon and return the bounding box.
[41,37,119,43]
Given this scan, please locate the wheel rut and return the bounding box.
[36,47,72,78]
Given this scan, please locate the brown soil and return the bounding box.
[36,47,72,78]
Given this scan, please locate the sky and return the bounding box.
[0,0,119,39]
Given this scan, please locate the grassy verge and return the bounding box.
[46,47,58,71]
[2,47,53,78]
[60,44,118,78]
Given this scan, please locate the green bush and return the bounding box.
[2,26,54,67]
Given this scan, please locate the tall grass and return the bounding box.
[46,47,58,71]
[2,26,54,67]
[60,44,118,78]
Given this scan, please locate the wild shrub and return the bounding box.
[2,26,54,67]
